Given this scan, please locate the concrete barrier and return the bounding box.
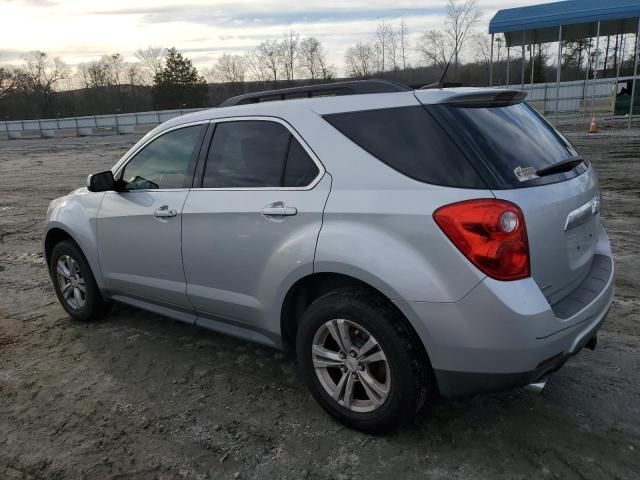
[0,107,204,140]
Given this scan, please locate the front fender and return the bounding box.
[44,190,107,292]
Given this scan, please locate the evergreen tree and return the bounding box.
[152,48,208,109]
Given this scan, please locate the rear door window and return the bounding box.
[429,102,582,188]
[323,106,486,188]
[203,121,289,188]
[202,120,320,188]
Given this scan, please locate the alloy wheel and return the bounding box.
[56,254,86,310]
[311,319,390,413]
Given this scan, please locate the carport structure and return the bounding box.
[488,0,640,128]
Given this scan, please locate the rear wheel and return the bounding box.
[50,240,111,321]
[297,288,430,433]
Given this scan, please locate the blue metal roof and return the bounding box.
[490,0,640,34]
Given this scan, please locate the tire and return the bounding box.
[296,287,431,434]
[50,240,111,322]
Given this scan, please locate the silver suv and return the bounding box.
[44,81,614,433]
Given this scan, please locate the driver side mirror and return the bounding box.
[87,170,117,192]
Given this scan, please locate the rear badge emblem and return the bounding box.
[564,194,600,231]
[591,193,601,214]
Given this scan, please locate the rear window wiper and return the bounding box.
[536,157,585,177]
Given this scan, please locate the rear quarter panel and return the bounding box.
[315,185,492,303]
[298,106,493,303]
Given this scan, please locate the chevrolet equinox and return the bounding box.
[44,81,614,433]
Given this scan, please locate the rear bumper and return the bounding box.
[394,229,614,399]
[433,304,609,398]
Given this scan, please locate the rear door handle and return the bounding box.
[154,205,177,218]
[261,205,298,216]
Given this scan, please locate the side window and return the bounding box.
[121,125,203,190]
[283,138,320,187]
[203,121,288,188]
[324,106,486,188]
[202,120,320,188]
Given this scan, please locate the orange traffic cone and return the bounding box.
[588,116,598,133]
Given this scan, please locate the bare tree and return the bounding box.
[345,42,376,78]
[386,24,400,71]
[75,53,141,112]
[445,0,482,78]
[299,37,322,80]
[319,56,335,80]
[416,29,451,69]
[564,39,591,76]
[77,61,109,88]
[373,41,384,74]
[124,63,144,112]
[279,30,299,82]
[208,53,246,87]
[0,67,18,99]
[375,20,393,74]
[496,37,504,64]
[474,33,490,65]
[256,39,280,84]
[298,37,334,80]
[20,51,69,114]
[126,63,144,87]
[603,35,611,73]
[474,33,504,82]
[399,19,410,70]
[104,54,125,87]
[75,64,90,89]
[134,46,166,83]
[244,51,270,82]
[101,54,127,110]
[22,51,69,89]
[534,43,552,82]
[611,35,620,76]
[77,54,126,89]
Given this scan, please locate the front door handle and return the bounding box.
[261,205,298,217]
[154,205,177,218]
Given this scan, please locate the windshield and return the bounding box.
[429,102,583,188]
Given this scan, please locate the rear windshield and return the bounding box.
[323,106,487,188]
[428,102,582,188]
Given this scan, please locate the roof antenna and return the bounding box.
[420,50,456,90]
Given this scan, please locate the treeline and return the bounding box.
[1,0,638,120]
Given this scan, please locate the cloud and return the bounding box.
[0,0,558,75]
[4,0,57,6]
[0,49,25,64]
[90,4,447,26]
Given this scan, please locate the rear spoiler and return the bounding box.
[438,91,527,107]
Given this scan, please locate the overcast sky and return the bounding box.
[0,0,554,74]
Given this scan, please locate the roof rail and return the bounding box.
[218,80,412,107]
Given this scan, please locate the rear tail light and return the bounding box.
[433,199,530,281]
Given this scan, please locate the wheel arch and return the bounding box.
[43,222,108,293]
[44,227,77,267]
[280,272,430,360]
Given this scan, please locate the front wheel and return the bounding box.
[50,240,111,322]
[296,288,431,433]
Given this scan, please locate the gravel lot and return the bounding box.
[1,120,639,479]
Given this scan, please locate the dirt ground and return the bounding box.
[1,119,639,480]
